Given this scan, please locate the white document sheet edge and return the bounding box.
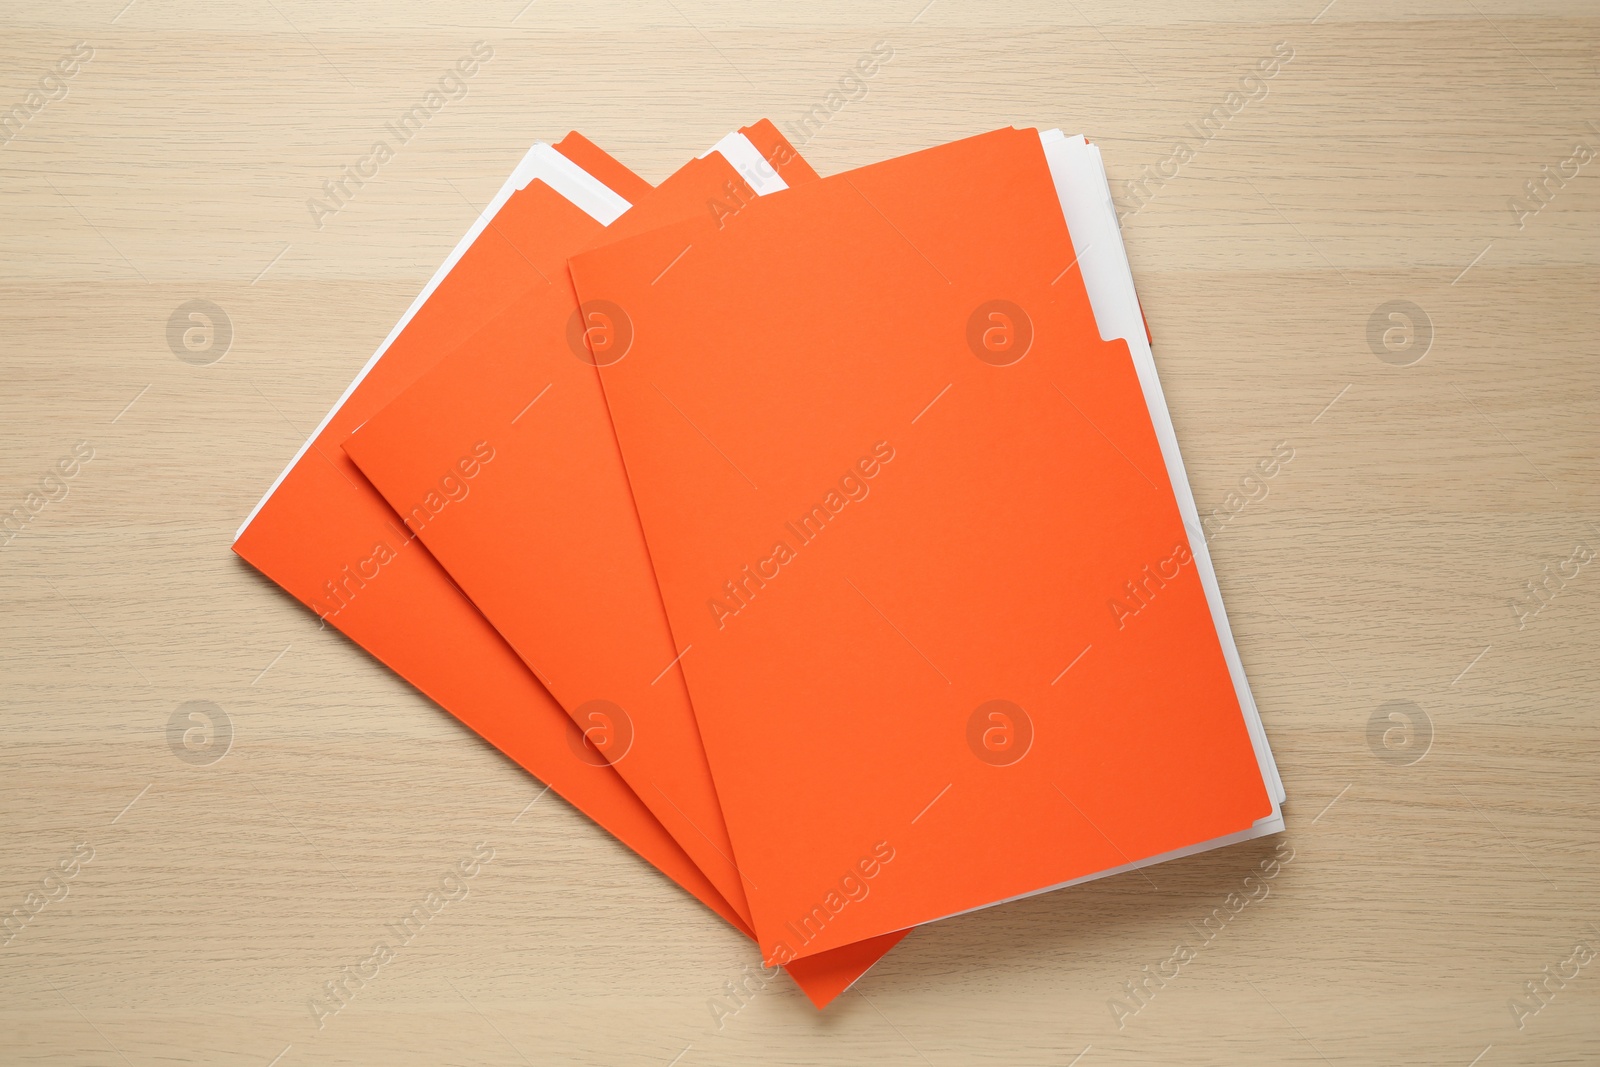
[1041,128,1286,809]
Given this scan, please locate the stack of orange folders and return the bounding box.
[237,121,1285,1006]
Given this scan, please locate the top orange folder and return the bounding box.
[234,128,899,1006]
[566,127,1275,963]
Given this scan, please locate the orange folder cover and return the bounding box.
[233,129,895,1005]
[564,127,1275,963]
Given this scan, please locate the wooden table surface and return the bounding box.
[3,2,1597,1064]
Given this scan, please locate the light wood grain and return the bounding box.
[3,2,1597,1064]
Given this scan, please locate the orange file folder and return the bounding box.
[565,127,1275,963]
[234,129,899,1005]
